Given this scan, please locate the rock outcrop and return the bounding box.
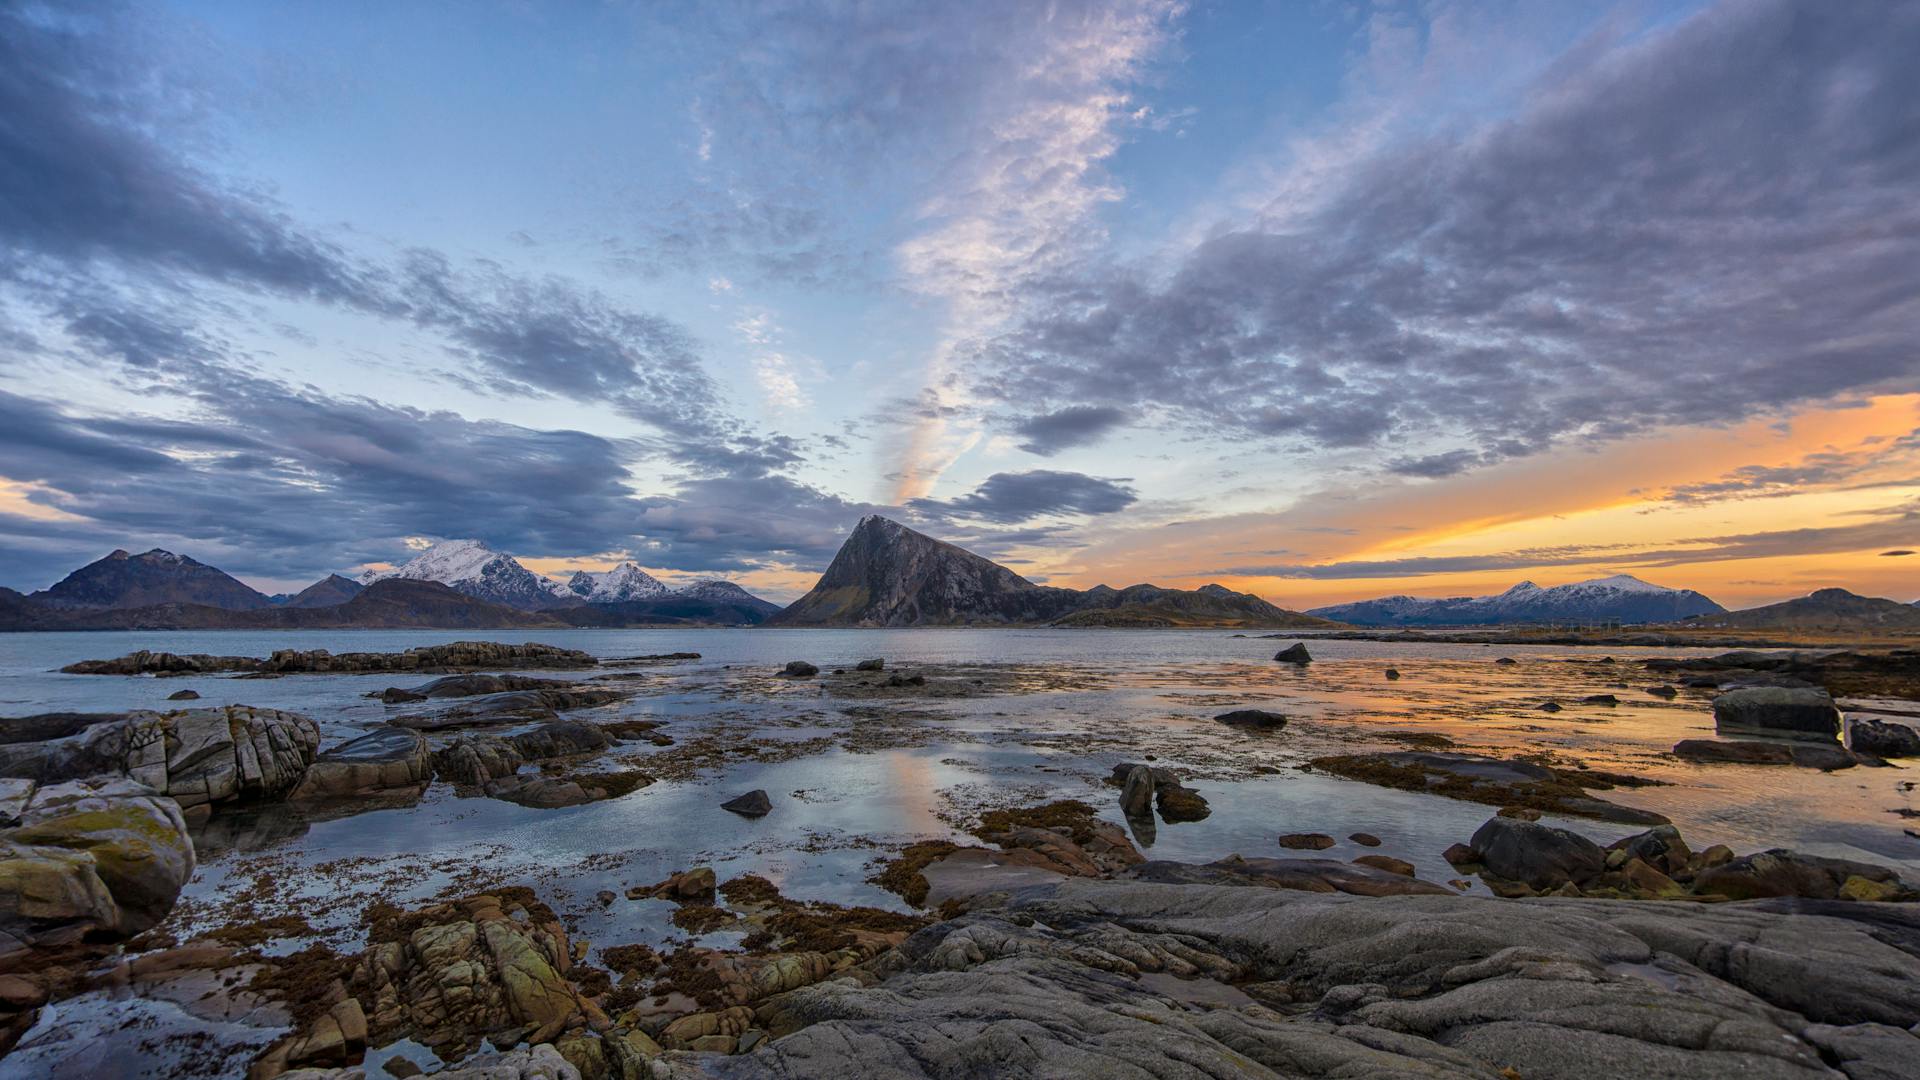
[1849,717,1920,758]
[1713,687,1842,742]
[0,707,320,810]
[60,640,598,676]
[681,877,1920,1079]
[289,727,432,799]
[0,776,195,957]
[432,722,615,785]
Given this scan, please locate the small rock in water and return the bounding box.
[1119,765,1155,819]
[1215,709,1288,729]
[166,689,200,701]
[1581,694,1619,706]
[1349,832,1382,847]
[854,658,885,671]
[1353,855,1415,877]
[1156,785,1211,823]
[1495,657,1517,666]
[722,789,773,817]
[1278,832,1335,850]
[780,661,819,678]
[1384,669,1401,680]
[1272,643,1312,664]
[1647,685,1678,699]
[1469,815,1605,890]
[1538,701,1563,712]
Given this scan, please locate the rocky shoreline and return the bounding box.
[0,642,1916,1077]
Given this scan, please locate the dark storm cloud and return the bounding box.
[0,384,651,587]
[912,470,1138,524]
[969,1,1920,475]
[1013,405,1130,456]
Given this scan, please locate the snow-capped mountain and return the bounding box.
[674,579,761,603]
[1309,574,1725,627]
[361,539,569,610]
[564,563,669,603]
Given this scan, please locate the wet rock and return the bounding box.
[352,891,595,1059]
[1349,832,1382,847]
[484,777,597,808]
[1849,717,1920,758]
[1271,643,1311,664]
[393,686,627,731]
[0,706,320,810]
[780,661,819,678]
[61,641,597,676]
[0,776,195,955]
[1539,700,1563,712]
[1131,854,1455,896]
[1581,693,1619,706]
[883,673,926,688]
[1117,765,1154,819]
[1495,657,1517,666]
[1647,685,1678,699]
[1352,854,1415,877]
[630,867,717,903]
[1277,833,1334,850]
[1312,750,1668,826]
[289,727,430,799]
[432,721,614,786]
[1691,850,1915,901]
[166,689,200,701]
[378,673,574,700]
[1469,815,1605,890]
[722,790,773,817]
[1155,786,1211,823]
[1214,709,1288,729]
[854,659,885,672]
[1714,687,1841,743]
[1606,825,1692,878]
[1384,668,1401,680]
[1672,737,1873,770]
[1442,843,1479,866]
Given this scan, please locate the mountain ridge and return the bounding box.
[768,516,1332,628]
[1307,574,1725,626]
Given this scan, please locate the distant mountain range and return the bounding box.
[1680,587,1920,631]
[768,515,1332,628]
[1307,574,1726,627]
[1,541,779,630]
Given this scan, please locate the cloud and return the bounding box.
[964,1,1920,477]
[912,469,1138,524]
[1882,550,1915,557]
[1654,429,1920,505]
[1013,405,1130,456]
[1209,501,1920,580]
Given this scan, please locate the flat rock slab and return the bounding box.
[918,848,1070,906]
[1714,687,1841,743]
[686,877,1920,1080]
[1125,856,1454,897]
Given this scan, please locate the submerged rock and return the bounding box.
[1713,687,1841,743]
[1214,709,1288,729]
[165,689,200,701]
[854,658,885,672]
[1673,738,1873,770]
[1272,643,1312,664]
[1277,833,1335,850]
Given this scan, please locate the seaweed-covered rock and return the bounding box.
[0,776,195,955]
[1214,709,1288,729]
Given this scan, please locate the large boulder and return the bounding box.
[0,707,320,810]
[0,777,195,957]
[1848,717,1920,758]
[1713,687,1840,743]
[1272,643,1312,664]
[1469,815,1605,889]
[289,727,431,799]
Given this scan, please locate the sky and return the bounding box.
[1,0,1917,609]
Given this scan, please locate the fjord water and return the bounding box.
[3,628,1916,946]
